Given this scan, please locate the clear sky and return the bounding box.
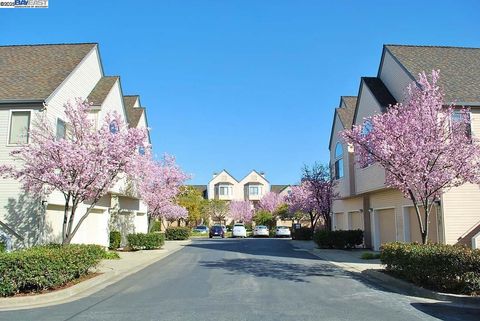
[1,1,479,184]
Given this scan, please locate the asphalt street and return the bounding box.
[1,238,478,321]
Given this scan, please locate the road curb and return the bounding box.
[0,240,191,311]
[291,242,480,309]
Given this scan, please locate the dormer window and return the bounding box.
[334,142,344,179]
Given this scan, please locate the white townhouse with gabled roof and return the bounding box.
[0,43,151,248]
[330,44,480,250]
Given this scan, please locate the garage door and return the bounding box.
[349,211,363,230]
[377,208,396,245]
[408,207,438,243]
[334,213,347,230]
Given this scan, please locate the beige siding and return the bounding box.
[332,197,363,214]
[46,47,103,124]
[442,183,480,245]
[378,50,413,103]
[354,83,387,194]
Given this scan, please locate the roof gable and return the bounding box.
[384,44,480,104]
[0,43,97,102]
[87,76,118,106]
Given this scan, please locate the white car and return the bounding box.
[232,224,247,238]
[275,226,291,238]
[253,225,269,237]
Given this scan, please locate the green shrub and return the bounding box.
[292,227,313,240]
[0,244,106,297]
[102,251,120,260]
[0,242,5,253]
[361,252,381,260]
[109,231,121,250]
[381,242,480,294]
[314,230,363,249]
[150,221,162,232]
[165,227,191,240]
[127,233,164,250]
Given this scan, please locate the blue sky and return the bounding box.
[1,1,479,184]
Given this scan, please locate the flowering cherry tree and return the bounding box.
[0,99,147,244]
[286,164,337,232]
[258,192,285,213]
[128,153,189,230]
[229,200,253,223]
[342,70,480,244]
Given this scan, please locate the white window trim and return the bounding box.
[56,117,66,140]
[6,109,33,146]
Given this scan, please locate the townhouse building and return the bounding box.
[330,45,480,250]
[191,170,293,225]
[0,43,150,248]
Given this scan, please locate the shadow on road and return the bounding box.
[410,302,480,321]
[199,257,347,283]
[187,238,321,260]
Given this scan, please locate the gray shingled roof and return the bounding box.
[0,43,96,101]
[123,95,145,128]
[336,96,357,128]
[87,76,118,106]
[385,45,480,103]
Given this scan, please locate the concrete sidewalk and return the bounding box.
[0,240,191,311]
[290,240,480,308]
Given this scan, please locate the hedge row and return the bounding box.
[314,229,363,249]
[0,244,106,297]
[165,227,191,240]
[381,242,480,294]
[127,233,164,250]
[291,227,313,240]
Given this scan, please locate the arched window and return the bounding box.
[334,142,344,179]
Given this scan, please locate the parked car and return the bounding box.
[193,225,209,234]
[232,224,247,238]
[275,226,291,238]
[209,225,225,238]
[253,225,269,237]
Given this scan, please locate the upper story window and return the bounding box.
[451,110,472,140]
[334,142,344,179]
[219,185,232,196]
[109,120,119,134]
[8,111,31,144]
[249,185,262,196]
[56,118,66,140]
[360,120,374,167]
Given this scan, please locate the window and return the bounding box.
[56,119,66,140]
[219,185,232,196]
[109,120,118,134]
[334,142,344,179]
[451,110,472,140]
[9,111,31,144]
[249,185,261,195]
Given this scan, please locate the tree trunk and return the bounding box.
[62,194,71,243]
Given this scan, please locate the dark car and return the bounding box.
[209,225,225,238]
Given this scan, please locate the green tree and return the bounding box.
[253,210,276,229]
[177,186,208,227]
[204,199,228,225]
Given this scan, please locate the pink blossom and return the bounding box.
[258,192,285,213]
[341,70,480,243]
[0,98,147,244]
[229,200,253,223]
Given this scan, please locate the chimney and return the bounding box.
[260,171,265,177]
[212,172,218,179]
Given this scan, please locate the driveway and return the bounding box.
[0,238,478,321]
